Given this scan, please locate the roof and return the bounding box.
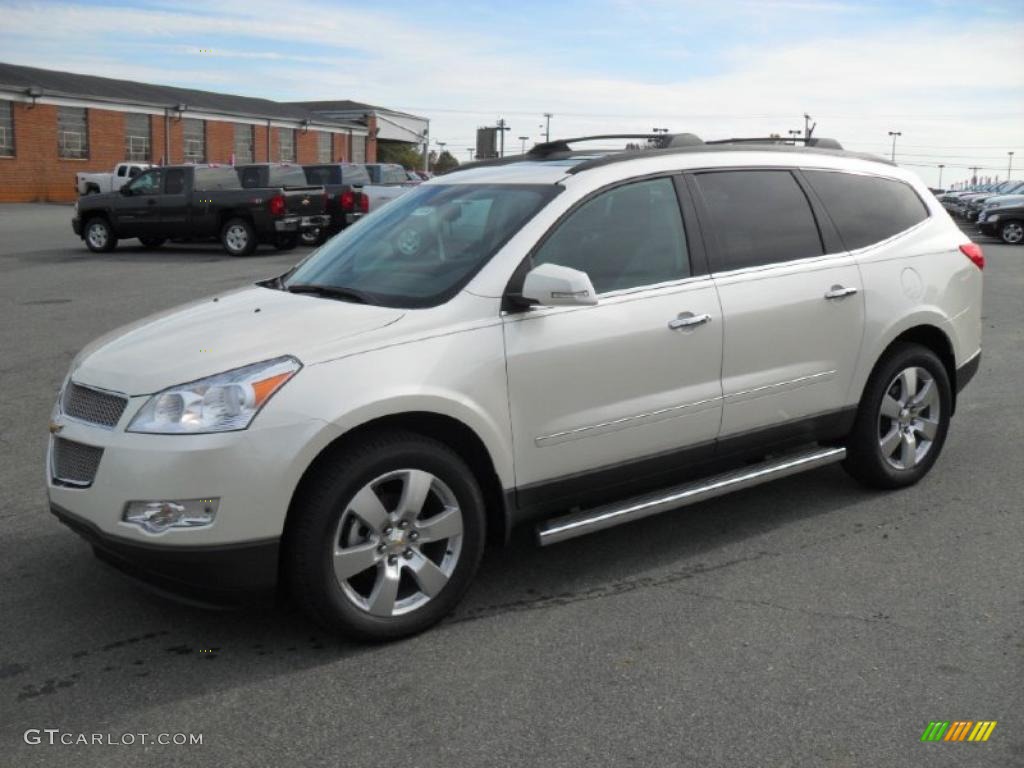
[0,61,366,128]
[286,100,425,121]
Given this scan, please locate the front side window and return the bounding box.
[0,100,13,157]
[57,107,88,159]
[694,170,823,271]
[284,184,559,308]
[279,128,295,162]
[127,169,162,195]
[533,177,690,294]
[183,119,205,163]
[317,131,332,163]
[234,124,254,164]
[124,113,150,161]
[803,170,929,250]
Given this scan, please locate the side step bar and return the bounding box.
[536,446,846,546]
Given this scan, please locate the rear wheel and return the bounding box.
[843,343,952,489]
[138,237,166,249]
[84,218,117,253]
[220,218,257,257]
[999,219,1023,245]
[300,227,328,247]
[285,431,486,642]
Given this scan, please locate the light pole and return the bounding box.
[466,149,474,161]
[518,136,529,154]
[1009,151,1015,180]
[938,164,945,188]
[888,131,902,162]
[803,113,815,140]
[542,113,552,142]
[496,118,510,157]
[788,129,802,142]
[436,141,447,157]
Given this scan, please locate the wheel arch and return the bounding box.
[862,323,959,414]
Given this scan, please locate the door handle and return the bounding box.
[824,285,858,300]
[668,312,712,330]
[147,198,157,206]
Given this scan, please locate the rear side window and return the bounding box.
[803,170,929,250]
[194,167,240,191]
[238,166,263,188]
[694,170,823,272]
[164,168,186,195]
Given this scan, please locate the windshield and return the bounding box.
[283,183,559,308]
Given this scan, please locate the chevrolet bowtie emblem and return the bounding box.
[48,420,64,434]
[301,198,310,206]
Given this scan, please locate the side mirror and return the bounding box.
[120,185,132,196]
[521,263,598,307]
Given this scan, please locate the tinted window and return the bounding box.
[128,166,142,178]
[268,165,308,187]
[285,184,558,308]
[695,170,822,271]
[383,166,408,184]
[164,168,185,195]
[533,177,689,293]
[803,170,929,250]
[128,169,161,195]
[116,165,126,177]
[238,166,263,188]
[342,164,370,186]
[194,167,240,191]
[304,165,340,186]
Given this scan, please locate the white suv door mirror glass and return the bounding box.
[521,263,598,307]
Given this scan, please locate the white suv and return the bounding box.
[47,134,983,640]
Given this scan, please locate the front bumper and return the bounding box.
[51,503,278,605]
[274,214,331,233]
[72,217,81,236]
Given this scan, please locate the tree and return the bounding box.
[432,150,460,174]
[377,142,425,170]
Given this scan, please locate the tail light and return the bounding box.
[959,243,984,270]
[268,194,286,216]
[358,192,369,214]
[340,190,355,212]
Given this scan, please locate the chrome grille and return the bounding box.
[52,438,104,487]
[62,382,127,428]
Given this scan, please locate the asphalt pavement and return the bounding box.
[0,203,1020,767]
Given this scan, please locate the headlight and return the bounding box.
[127,356,301,434]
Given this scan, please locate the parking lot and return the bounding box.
[0,202,1020,767]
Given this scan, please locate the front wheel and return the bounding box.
[220,218,257,257]
[84,218,117,253]
[999,219,1023,245]
[843,343,952,489]
[284,431,486,642]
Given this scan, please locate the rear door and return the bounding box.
[154,167,189,236]
[689,168,865,444]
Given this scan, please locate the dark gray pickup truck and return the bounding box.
[72,164,329,256]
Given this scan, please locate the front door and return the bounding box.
[115,168,163,238]
[503,176,724,506]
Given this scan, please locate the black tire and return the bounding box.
[220,217,257,257]
[274,233,299,251]
[284,431,486,642]
[300,227,328,247]
[842,342,952,489]
[138,237,166,249]
[998,219,1023,245]
[83,217,117,253]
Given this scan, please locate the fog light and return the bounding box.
[122,499,219,533]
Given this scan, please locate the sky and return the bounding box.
[1,0,1023,187]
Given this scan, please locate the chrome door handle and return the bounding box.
[824,285,858,300]
[668,312,712,330]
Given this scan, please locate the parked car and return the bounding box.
[361,162,416,211]
[72,164,329,256]
[977,197,1024,244]
[76,161,152,195]
[49,134,983,641]
[964,180,1024,221]
[300,162,371,246]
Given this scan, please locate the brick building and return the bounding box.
[0,62,426,203]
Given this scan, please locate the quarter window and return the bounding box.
[694,170,823,271]
[803,170,929,250]
[0,100,15,157]
[183,119,205,163]
[123,113,150,161]
[533,177,690,293]
[57,107,89,159]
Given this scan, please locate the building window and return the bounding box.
[0,101,13,157]
[279,128,295,162]
[234,123,254,164]
[317,131,331,163]
[351,133,366,163]
[57,107,89,159]
[123,113,150,161]
[183,118,205,163]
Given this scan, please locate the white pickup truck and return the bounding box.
[76,162,152,196]
[361,163,416,211]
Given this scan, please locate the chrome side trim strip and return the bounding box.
[723,370,836,402]
[536,446,846,545]
[535,396,723,446]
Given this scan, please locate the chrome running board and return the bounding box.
[536,446,846,546]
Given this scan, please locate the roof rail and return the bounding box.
[528,132,704,157]
[706,136,844,150]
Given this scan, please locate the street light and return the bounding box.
[888,131,902,162]
[1009,151,1015,180]
[938,164,945,188]
[518,136,529,154]
[542,113,552,143]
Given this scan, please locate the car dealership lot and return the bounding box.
[0,204,1020,767]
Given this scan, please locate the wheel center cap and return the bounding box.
[385,529,406,551]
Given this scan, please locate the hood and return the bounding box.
[73,286,404,395]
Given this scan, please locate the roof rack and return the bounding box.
[705,136,844,150]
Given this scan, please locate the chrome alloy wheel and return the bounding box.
[86,221,109,249]
[332,469,463,617]
[1001,221,1023,244]
[878,366,940,470]
[225,224,249,252]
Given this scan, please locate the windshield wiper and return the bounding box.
[286,283,372,304]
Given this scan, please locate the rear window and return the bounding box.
[238,166,264,188]
[194,167,240,191]
[269,165,310,187]
[803,170,929,250]
[303,165,340,186]
[341,164,370,186]
[694,170,823,271]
